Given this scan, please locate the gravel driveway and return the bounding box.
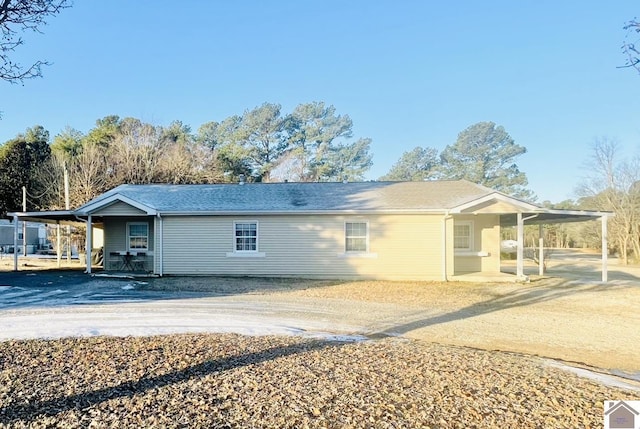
[1,256,639,378]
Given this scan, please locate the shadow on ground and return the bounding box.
[0,338,343,425]
[378,278,636,336]
[0,270,340,310]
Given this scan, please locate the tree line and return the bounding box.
[2,112,638,264]
[1,115,539,216]
[380,121,534,200]
[0,102,374,213]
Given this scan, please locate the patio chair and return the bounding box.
[108,252,121,271]
[131,252,146,271]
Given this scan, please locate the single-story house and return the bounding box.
[9,180,612,282]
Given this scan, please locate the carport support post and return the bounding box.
[516,212,524,278]
[56,223,61,268]
[538,224,544,276]
[13,215,18,271]
[86,215,92,274]
[601,215,608,283]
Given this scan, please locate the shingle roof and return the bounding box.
[77,180,500,214]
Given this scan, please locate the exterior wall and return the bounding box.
[460,200,521,214]
[103,217,155,271]
[453,214,501,274]
[94,201,147,216]
[0,224,39,248]
[160,214,445,280]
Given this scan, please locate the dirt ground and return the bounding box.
[280,278,640,375]
[1,251,639,376]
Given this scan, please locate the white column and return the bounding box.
[22,187,27,257]
[56,224,61,268]
[601,215,608,283]
[516,212,524,278]
[66,225,71,263]
[13,215,18,272]
[157,214,163,276]
[86,215,93,274]
[538,224,544,276]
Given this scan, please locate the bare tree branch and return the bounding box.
[0,0,71,83]
[621,18,640,74]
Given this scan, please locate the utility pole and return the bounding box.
[22,187,27,257]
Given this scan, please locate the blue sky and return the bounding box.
[1,0,639,203]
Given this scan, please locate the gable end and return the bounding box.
[92,200,148,216]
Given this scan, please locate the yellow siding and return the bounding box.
[445,216,455,278]
[481,218,501,272]
[453,215,501,274]
[160,214,445,280]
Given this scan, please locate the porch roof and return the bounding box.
[500,209,612,226]
[5,210,86,226]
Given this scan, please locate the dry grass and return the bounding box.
[0,333,634,428]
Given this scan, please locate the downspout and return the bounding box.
[442,211,450,281]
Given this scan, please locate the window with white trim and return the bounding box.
[234,222,258,252]
[345,221,368,252]
[127,222,149,250]
[454,221,473,251]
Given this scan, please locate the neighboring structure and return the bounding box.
[0,219,42,254]
[9,180,612,281]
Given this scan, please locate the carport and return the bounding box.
[500,209,613,282]
[6,210,100,272]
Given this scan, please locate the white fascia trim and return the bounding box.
[8,210,75,217]
[449,192,540,214]
[79,194,157,215]
[159,209,447,216]
[542,208,614,218]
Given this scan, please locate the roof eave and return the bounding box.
[79,194,157,215]
[7,210,86,226]
[449,192,540,213]
[156,209,449,216]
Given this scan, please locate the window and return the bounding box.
[235,222,257,252]
[345,222,368,252]
[128,222,149,250]
[454,222,473,251]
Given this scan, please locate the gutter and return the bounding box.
[157,209,448,216]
